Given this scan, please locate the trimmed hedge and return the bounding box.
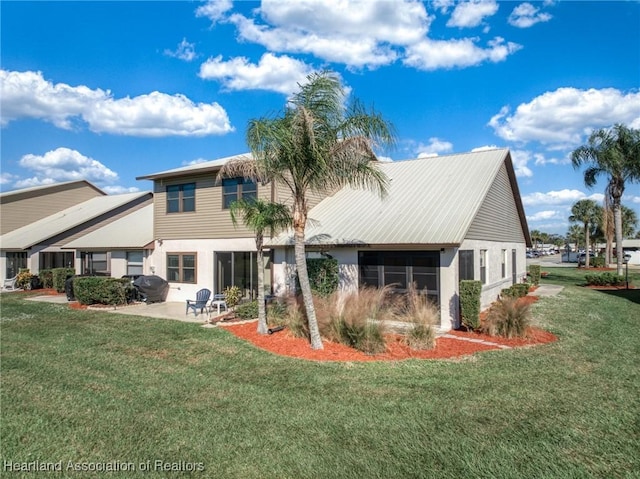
[460,280,482,330]
[73,277,129,306]
[52,268,75,292]
[584,272,625,286]
[39,269,54,289]
[500,283,530,299]
[591,257,606,268]
[529,264,541,286]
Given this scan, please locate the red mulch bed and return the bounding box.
[10,288,61,296]
[220,294,557,362]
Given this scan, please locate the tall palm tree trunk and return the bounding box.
[255,235,268,335]
[614,200,624,275]
[293,225,323,350]
[584,223,591,269]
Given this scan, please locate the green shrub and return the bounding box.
[529,264,541,286]
[501,287,516,299]
[591,256,606,268]
[306,258,339,297]
[52,268,75,292]
[459,280,482,330]
[512,283,531,298]
[73,277,128,306]
[235,301,259,320]
[39,269,54,289]
[481,297,531,338]
[584,272,625,286]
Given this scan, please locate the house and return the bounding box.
[136,153,329,302]
[138,148,530,331]
[0,190,153,282]
[267,148,531,330]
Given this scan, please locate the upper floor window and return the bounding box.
[167,183,195,213]
[222,178,257,209]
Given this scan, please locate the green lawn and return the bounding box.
[1,267,639,478]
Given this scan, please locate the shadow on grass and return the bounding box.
[596,288,640,306]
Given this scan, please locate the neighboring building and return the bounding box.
[0,191,153,281]
[62,204,155,278]
[621,239,640,265]
[138,148,530,331]
[0,180,105,235]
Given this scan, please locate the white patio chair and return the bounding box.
[2,275,19,291]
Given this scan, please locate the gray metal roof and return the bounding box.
[268,149,523,247]
[62,204,153,249]
[136,153,253,181]
[0,192,151,249]
[0,180,105,200]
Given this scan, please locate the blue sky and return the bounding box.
[1,0,639,236]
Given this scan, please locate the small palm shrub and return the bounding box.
[224,285,242,309]
[482,297,531,339]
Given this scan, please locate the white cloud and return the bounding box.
[18,148,119,186]
[522,189,604,206]
[432,0,454,14]
[195,0,233,23]
[489,87,640,149]
[508,3,552,28]
[526,210,562,222]
[199,53,314,95]
[447,0,499,28]
[416,137,453,157]
[102,185,141,194]
[508,149,534,177]
[225,0,431,69]
[83,91,232,137]
[0,70,233,137]
[403,36,521,70]
[0,69,106,129]
[533,152,570,166]
[0,172,16,185]
[625,195,640,204]
[164,38,197,62]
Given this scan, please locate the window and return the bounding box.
[80,252,109,275]
[6,252,27,278]
[222,178,257,209]
[167,253,196,283]
[166,183,195,213]
[215,251,268,299]
[359,251,440,305]
[39,252,74,270]
[480,249,487,284]
[127,251,144,275]
[458,250,474,281]
[502,249,507,279]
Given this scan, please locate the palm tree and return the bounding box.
[566,224,584,251]
[219,71,396,349]
[621,205,638,238]
[569,199,599,268]
[229,198,292,335]
[572,124,640,274]
[530,230,541,251]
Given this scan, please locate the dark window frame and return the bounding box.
[358,251,440,305]
[222,177,257,209]
[458,250,475,281]
[80,251,110,276]
[480,249,488,284]
[6,252,27,278]
[166,183,196,214]
[166,252,197,284]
